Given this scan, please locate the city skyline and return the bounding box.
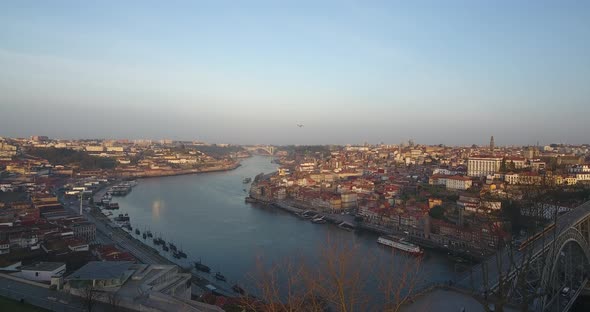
[1,1,590,145]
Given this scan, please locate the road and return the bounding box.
[0,275,132,312]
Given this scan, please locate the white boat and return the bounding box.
[311,216,326,224]
[377,235,423,255]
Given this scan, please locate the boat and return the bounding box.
[311,216,327,224]
[169,243,177,251]
[147,231,153,238]
[177,250,187,259]
[114,213,130,223]
[242,177,252,184]
[135,228,140,235]
[143,233,147,239]
[215,272,226,282]
[377,235,423,255]
[194,261,211,273]
[301,211,317,219]
[232,284,245,295]
[162,245,169,252]
[338,222,355,231]
[105,202,119,210]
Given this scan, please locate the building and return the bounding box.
[72,222,96,241]
[467,157,502,177]
[18,262,66,282]
[429,175,473,190]
[66,261,219,312]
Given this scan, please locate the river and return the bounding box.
[115,156,458,298]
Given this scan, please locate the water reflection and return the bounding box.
[152,199,163,219]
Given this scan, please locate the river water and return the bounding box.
[115,156,457,296]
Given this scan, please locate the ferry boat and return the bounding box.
[377,235,424,255]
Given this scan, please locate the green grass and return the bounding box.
[0,296,50,312]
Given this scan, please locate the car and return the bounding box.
[561,287,570,297]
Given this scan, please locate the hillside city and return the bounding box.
[0,135,589,311]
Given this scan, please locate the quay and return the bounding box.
[64,183,240,300]
[246,195,488,262]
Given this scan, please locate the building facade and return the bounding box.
[467,157,502,177]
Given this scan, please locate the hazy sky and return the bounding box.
[1,1,589,145]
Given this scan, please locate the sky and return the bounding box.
[1,1,589,146]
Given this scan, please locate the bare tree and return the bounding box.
[240,235,423,312]
[82,283,102,312]
[107,291,121,311]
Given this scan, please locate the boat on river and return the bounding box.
[194,260,211,273]
[377,235,423,255]
[242,177,252,184]
[311,216,326,224]
[232,284,245,295]
[214,272,226,282]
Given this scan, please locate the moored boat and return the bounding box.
[215,272,226,281]
[311,216,326,224]
[377,235,423,255]
[194,261,211,273]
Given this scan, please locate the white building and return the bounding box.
[85,145,105,152]
[467,157,502,177]
[445,176,473,190]
[18,262,66,282]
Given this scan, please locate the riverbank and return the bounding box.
[246,195,486,262]
[90,184,237,298]
[113,162,241,179]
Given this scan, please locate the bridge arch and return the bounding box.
[540,227,590,310]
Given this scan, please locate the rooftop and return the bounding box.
[21,261,65,272]
[66,261,135,280]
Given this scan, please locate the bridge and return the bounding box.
[243,145,275,155]
[456,200,590,311]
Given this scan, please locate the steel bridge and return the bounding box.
[456,200,590,311]
[243,145,275,155]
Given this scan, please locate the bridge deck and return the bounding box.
[457,200,590,292]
